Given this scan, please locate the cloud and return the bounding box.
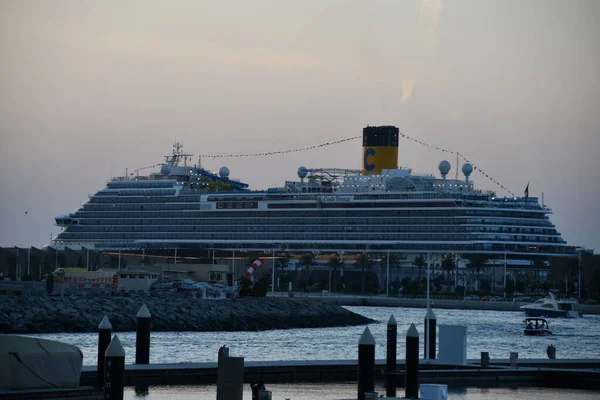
[419,0,445,50]
[400,78,414,103]
[400,0,444,104]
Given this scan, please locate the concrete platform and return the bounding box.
[76,359,600,389]
[0,386,101,400]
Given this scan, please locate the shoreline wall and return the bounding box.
[0,293,374,334]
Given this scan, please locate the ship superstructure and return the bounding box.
[53,127,576,258]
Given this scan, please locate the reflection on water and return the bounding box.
[25,306,600,366]
[126,383,600,400]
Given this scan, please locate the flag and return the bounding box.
[524,182,529,198]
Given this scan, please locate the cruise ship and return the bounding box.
[53,126,577,260]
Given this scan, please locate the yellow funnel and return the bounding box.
[362,126,399,175]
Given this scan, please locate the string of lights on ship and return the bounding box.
[132,133,515,197]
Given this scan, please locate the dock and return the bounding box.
[76,359,600,388]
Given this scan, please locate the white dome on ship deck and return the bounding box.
[297,166,308,179]
[219,166,230,178]
[462,162,473,183]
[462,163,473,177]
[160,164,171,175]
[438,160,451,178]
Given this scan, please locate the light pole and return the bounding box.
[503,252,507,300]
[27,247,31,277]
[454,253,458,288]
[578,249,582,300]
[272,249,275,296]
[425,252,431,360]
[386,250,390,297]
[232,249,236,282]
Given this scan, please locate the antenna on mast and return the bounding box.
[455,152,459,180]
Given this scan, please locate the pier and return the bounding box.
[73,359,600,388]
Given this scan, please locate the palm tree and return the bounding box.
[141,256,154,266]
[531,258,546,291]
[6,253,17,280]
[380,253,400,292]
[327,254,343,293]
[466,254,488,291]
[106,254,127,270]
[277,254,291,274]
[299,253,316,287]
[412,255,426,280]
[394,253,406,281]
[441,254,456,283]
[107,255,120,268]
[29,252,42,281]
[356,253,373,294]
[565,258,580,296]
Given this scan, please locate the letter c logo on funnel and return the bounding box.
[364,148,376,171]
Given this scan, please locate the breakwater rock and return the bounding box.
[0,294,374,334]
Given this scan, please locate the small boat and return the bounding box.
[520,292,579,318]
[523,317,552,336]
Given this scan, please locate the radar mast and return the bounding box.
[165,142,193,167]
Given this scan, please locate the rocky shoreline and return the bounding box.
[0,293,374,334]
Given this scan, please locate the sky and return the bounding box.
[1,0,599,251]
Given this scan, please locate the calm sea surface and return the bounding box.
[24,306,600,366]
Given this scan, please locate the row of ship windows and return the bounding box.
[55,240,575,255]
[98,190,176,196]
[94,191,482,202]
[268,201,458,209]
[56,232,564,243]
[80,201,544,212]
[86,203,460,211]
[72,217,554,228]
[65,225,559,235]
[91,190,540,207]
[105,183,175,189]
[71,209,549,219]
[461,203,543,211]
[89,196,198,204]
[203,192,517,202]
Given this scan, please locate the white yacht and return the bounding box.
[520,292,579,318]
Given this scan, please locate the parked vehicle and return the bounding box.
[513,296,532,303]
[464,295,480,301]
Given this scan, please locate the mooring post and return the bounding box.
[386,315,397,397]
[136,303,151,364]
[96,315,112,388]
[424,308,436,359]
[104,335,125,400]
[357,326,375,400]
[405,323,419,399]
[547,344,556,359]
[481,351,490,367]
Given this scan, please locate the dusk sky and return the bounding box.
[1,0,599,251]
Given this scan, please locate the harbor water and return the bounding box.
[24,306,600,366]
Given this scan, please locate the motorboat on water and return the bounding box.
[523,317,552,336]
[520,292,579,318]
